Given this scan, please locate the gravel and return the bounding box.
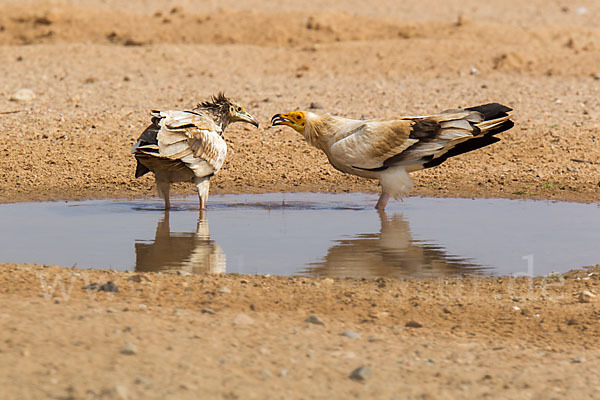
[305,314,325,326]
[349,366,372,381]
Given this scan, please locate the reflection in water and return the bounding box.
[135,211,226,273]
[304,211,483,278]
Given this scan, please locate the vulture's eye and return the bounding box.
[236,106,242,112]
[296,115,301,120]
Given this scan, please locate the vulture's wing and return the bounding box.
[328,118,416,170]
[133,110,227,178]
[330,104,512,172]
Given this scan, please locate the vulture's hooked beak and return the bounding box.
[243,113,260,128]
[271,114,292,127]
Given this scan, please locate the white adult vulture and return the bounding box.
[132,93,258,209]
[271,103,513,209]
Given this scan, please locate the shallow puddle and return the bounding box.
[1,193,598,278]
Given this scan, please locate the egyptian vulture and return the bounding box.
[271,103,513,209]
[132,94,258,209]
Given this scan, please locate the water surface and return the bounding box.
[1,193,598,278]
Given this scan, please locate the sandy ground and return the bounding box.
[1,0,600,398]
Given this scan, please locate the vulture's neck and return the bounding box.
[195,105,230,132]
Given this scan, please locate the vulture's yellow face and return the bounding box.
[229,103,259,128]
[271,111,306,134]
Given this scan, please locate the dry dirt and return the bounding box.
[1,0,600,398]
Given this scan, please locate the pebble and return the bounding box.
[128,274,150,283]
[405,320,423,328]
[107,308,117,313]
[10,88,36,102]
[578,290,598,303]
[470,67,479,75]
[120,342,137,355]
[305,314,325,326]
[512,306,521,311]
[260,369,272,379]
[201,307,215,314]
[134,377,152,387]
[233,313,255,325]
[349,366,372,381]
[279,369,288,377]
[85,281,119,292]
[114,384,128,400]
[174,309,188,317]
[217,286,231,294]
[176,270,191,276]
[100,281,119,293]
[309,102,323,109]
[341,330,360,339]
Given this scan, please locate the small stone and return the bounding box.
[279,369,288,377]
[71,272,81,277]
[260,369,272,379]
[305,314,325,326]
[83,283,99,291]
[470,67,479,75]
[134,377,152,387]
[217,286,231,294]
[120,342,137,355]
[128,274,150,282]
[10,88,36,102]
[405,320,423,328]
[341,330,360,339]
[233,313,254,325]
[107,308,117,313]
[115,384,128,400]
[349,366,372,381]
[571,357,585,363]
[593,73,600,81]
[100,281,119,293]
[176,270,191,276]
[575,7,588,15]
[201,308,215,314]
[309,102,322,109]
[321,278,334,285]
[512,306,520,311]
[578,290,598,303]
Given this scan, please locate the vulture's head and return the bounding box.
[196,93,259,128]
[271,111,307,134]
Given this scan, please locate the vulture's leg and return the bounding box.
[194,176,211,210]
[156,178,171,210]
[375,191,390,210]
